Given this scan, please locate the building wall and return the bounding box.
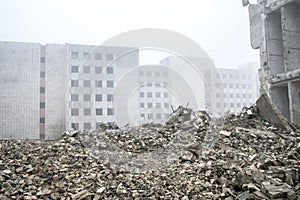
[0,41,40,139]
[45,44,67,139]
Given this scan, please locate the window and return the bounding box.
[95,53,102,60]
[107,80,114,88]
[148,113,153,119]
[95,94,102,101]
[107,108,114,115]
[106,53,114,60]
[71,108,79,116]
[84,108,91,116]
[248,84,252,89]
[155,83,161,87]
[95,67,102,74]
[156,113,161,119]
[107,94,113,101]
[140,92,144,98]
[96,108,103,115]
[163,82,168,87]
[163,92,169,98]
[229,84,233,89]
[71,52,79,59]
[95,80,102,88]
[242,84,246,89]
[71,80,79,87]
[83,94,91,101]
[237,103,241,107]
[230,103,234,108]
[236,84,239,89]
[156,103,161,108]
[164,103,169,109]
[224,103,228,108]
[140,103,144,108]
[230,93,234,98]
[71,94,79,101]
[165,113,170,118]
[148,103,153,108]
[147,82,152,87]
[84,123,91,130]
[40,57,45,63]
[140,114,145,119]
[40,103,45,108]
[243,93,246,98]
[83,80,90,87]
[83,52,89,58]
[248,94,252,98]
[83,66,90,73]
[146,71,152,77]
[106,67,114,74]
[147,92,152,98]
[40,87,45,93]
[40,118,45,124]
[163,71,168,77]
[40,71,45,77]
[155,71,160,77]
[236,94,240,98]
[71,66,79,73]
[155,92,161,98]
[71,123,79,130]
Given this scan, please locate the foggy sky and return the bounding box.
[0,0,259,68]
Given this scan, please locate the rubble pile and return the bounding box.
[1,105,300,199]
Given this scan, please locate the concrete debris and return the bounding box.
[0,105,300,199]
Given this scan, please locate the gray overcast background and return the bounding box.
[0,0,259,68]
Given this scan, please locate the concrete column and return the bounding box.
[289,81,300,126]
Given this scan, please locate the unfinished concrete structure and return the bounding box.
[248,0,300,126]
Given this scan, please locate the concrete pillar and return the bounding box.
[270,85,290,121]
[281,3,300,72]
[289,81,300,126]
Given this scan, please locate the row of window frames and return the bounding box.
[71,94,113,101]
[71,108,114,116]
[71,66,113,74]
[140,92,169,98]
[216,74,252,80]
[72,122,118,131]
[71,80,114,88]
[216,93,253,98]
[71,52,114,61]
[216,83,253,89]
[139,71,168,77]
[140,82,168,87]
[140,113,170,120]
[140,102,170,109]
[216,102,252,108]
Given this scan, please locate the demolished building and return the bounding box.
[247,0,300,127]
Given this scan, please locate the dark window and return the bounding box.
[71,52,79,59]
[140,92,144,98]
[106,53,114,60]
[156,103,161,108]
[40,118,45,124]
[107,94,113,101]
[140,103,144,108]
[84,108,91,116]
[95,94,102,101]
[71,123,79,130]
[71,108,79,116]
[148,113,153,119]
[95,67,102,74]
[96,108,103,115]
[71,94,79,101]
[156,113,161,119]
[107,108,114,115]
[83,80,90,87]
[147,92,152,98]
[84,123,91,130]
[40,103,45,108]
[83,94,91,101]
[40,87,45,93]
[40,57,45,63]
[146,71,152,77]
[155,92,160,98]
[95,80,102,87]
[40,71,45,77]
[83,66,90,73]
[106,67,114,74]
[71,66,79,73]
[95,53,102,60]
[148,103,153,108]
[163,92,169,98]
[107,80,114,88]
[164,103,169,109]
[71,80,79,87]
[83,52,89,58]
